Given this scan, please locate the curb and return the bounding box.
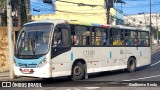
[151,46,160,53]
[0,77,40,81]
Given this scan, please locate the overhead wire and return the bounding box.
[30,1,106,15]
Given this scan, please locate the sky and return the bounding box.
[116,0,160,15]
[30,0,55,15]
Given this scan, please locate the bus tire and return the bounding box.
[71,62,85,81]
[127,57,136,73]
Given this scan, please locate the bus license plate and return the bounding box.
[22,69,30,73]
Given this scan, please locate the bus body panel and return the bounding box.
[50,47,150,78]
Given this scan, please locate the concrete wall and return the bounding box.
[0,27,20,72]
[32,0,116,24]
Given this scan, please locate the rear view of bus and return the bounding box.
[14,22,52,78]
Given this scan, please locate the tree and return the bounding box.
[146,25,158,43]
[0,0,7,26]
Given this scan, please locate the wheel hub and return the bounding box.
[73,66,82,76]
[130,60,134,69]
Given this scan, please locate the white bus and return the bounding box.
[14,19,151,80]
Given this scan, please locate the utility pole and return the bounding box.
[105,0,110,24]
[7,0,14,79]
[156,13,159,44]
[150,0,152,49]
[105,0,113,24]
[25,0,31,22]
[18,0,21,27]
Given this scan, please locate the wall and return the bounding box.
[0,27,20,72]
[32,0,108,24]
[31,0,124,25]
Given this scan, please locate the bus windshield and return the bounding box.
[16,23,52,56]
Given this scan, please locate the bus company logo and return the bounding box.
[2,82,11,87]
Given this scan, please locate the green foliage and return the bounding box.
[0,0,6,5]
[151,26,158,39]
[0,0,28,26]
[0,0,7,26]
[158,31,160,39]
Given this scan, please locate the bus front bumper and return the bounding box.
[14,63,51,78]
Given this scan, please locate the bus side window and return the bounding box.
[71,25,90,46]
[124,30,135,46]
[111,28,123,46]
[138,31,149,47]
[52,26,69,47]
[92,27,107,46]
[71,35,79,45]
[83,31,90,45]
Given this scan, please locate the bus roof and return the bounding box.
[24,19,149,31]
[24,19,68,26]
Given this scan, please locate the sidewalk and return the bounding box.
[1,44,160,81]
[151,44,160,53]
[0,71,10,81]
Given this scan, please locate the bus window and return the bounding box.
[71,25,91,46]
[138,31,149,46]
[52,27,69,47]
[92,27,107,46]
[71,35,79,45]
[82,31,90,45]
[110,28,123,46]
[131,31,140,46]
[124,30,135,46]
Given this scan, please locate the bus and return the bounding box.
[14,19,151,80]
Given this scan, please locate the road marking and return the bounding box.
[150,60,160,67]
[122,74,160,81]
[150,49,160,67]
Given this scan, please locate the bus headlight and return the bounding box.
[37,58,47,68]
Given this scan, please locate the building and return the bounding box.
[124,13,160,44]
[124,13,160,29]
[31,0,125,25]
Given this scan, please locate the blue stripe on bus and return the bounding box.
[14,56,45,68]
[140,51,142,57]
[110,51,112,59]
[71,52,74,61]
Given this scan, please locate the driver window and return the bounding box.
[52,26,69,47]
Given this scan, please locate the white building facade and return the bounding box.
[124,13,160,30]
[124,13,160,44]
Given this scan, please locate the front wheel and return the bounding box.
[71,62,85,81]
[127,57,136,73]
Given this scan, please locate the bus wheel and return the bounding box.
[127,57,136,73]
[71,62,85,81]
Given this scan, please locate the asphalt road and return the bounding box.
[1,49,160,90]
